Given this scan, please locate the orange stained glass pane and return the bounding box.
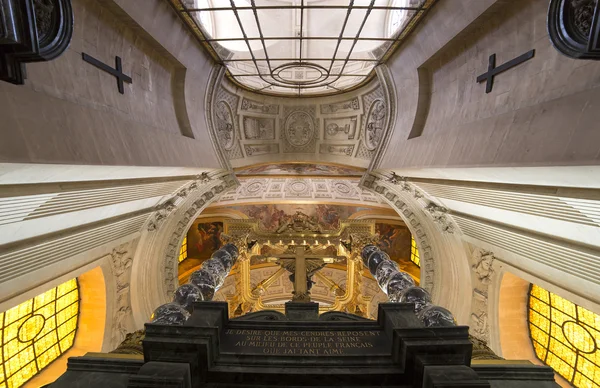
[0,279,79,388]
[529,284,600,387]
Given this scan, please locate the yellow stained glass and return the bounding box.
[529,284,600,387]
[410,237,420,267]
[0,279,79,388]
[178,237,188,263]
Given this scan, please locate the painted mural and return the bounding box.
[235,163,365,177]
[375,222,419,281]
[229,204,372,231]
[187,221,223,260]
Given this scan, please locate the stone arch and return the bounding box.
[360,171,473,324]
[129,170,237,327]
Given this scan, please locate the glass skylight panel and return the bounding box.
[173,0,435,96]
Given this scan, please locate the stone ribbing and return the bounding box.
[361,244,456,327]
[150,243,239,324]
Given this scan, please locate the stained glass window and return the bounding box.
[178,237,188,263]
[0,279,79,388]
[528,284,600,387]
[410,237,420,267]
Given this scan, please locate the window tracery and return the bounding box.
[0,279,79,388]
[529,284,600,387]
[169,0,435,96]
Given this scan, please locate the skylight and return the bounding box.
[171,0,435,96]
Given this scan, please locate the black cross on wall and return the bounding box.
[477,50,535,93]
[82,53,132,94]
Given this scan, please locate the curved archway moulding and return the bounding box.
[130,170,238,327]
[360,171,472,324]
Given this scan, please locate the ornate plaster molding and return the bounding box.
[468,248,498,343]
[129,170,239,327]
[360,173,438,293]
[108,240,138,348]
[204,66,397,167]
[360,171,473,323]
[368,64,398,170]
[215,177,387,206]
[204,65,234,170]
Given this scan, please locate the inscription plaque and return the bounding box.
[221,329,390,356]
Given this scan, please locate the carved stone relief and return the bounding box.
[240,179,268,197]
[214,87,243,159]
[243,117,276,140]
[207,73,395,165]
[468,248,497,343]
[216,178,387,206]
[323,116,358,140]
[357,85,387,159]
[319,144,355,156]
[244,144,279,156]
[283,107,317,152]
[364,99,386,151]
[330,180,359,199]
[241,98,279,115]
[424,202,455,234]
[285,179,313,198]
[320,98,360,114]
[109,240,137,347]
[215,101,236,150]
